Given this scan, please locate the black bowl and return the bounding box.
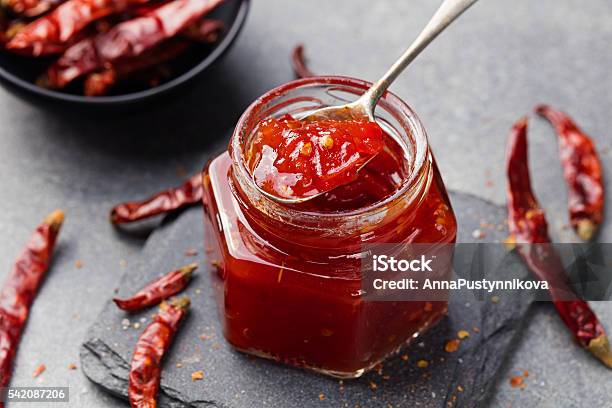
[0,0,249,107]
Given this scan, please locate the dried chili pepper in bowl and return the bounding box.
[80,19,225,96]
[1,0,63,17]
[181,18,224,43]
[7,0,149,56]
[41,0,225,89]
[0,0,249,106]
[535,105,604,241]
[114,263,197,312]
[505,118,612,368]
[0,10,8,45]
[0,210,65,389]
[84,40,191,96]
[110,173,203,225]
[128,297,190,407]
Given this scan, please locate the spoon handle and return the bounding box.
[362,0,479,113]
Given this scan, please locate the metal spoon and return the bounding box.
[258,0,479,204]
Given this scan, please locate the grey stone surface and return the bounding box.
[0,0,610,407]
[80,192,533,408]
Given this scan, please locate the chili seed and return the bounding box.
[300,142,313,157]
[320,135,334,149]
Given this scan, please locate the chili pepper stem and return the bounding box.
[180,263,198,279]
[161,296,190,311]
[576,219,597,242]
[586,334,612,368]
[43,209,65,231]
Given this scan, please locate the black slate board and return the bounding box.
[80,191,533,408]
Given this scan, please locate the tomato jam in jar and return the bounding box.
[202,77,457,378]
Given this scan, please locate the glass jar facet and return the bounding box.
[202,77,457,378]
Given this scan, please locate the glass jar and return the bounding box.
[202,76,457,378]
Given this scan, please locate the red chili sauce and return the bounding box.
[248,114,385,200]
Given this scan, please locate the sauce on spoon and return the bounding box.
[247,114,384,200]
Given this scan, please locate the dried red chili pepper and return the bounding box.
[505,118,612,367]
[0,11,8,44]
[535,105,604,241]
[114,263,197,312]
[291,44,315,79]
[84,40,190,96]
[128,297,190,408]
[0,210,65,390]
[110,173,203,225]
[181,18,224,43]
[126,0,170,15]
[0,13,27,45]
[1,0,63,17]
[128,0,224,43]
[127,1,225,40]
[41,0,224,88]
[6,0,150,57]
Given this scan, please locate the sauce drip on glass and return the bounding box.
[247,114,385,200]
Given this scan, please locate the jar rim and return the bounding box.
[230,76,430,224]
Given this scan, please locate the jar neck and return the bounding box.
[228,76,432,246]
[239,153,431,214]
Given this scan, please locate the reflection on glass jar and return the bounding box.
[202,76,457,378]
